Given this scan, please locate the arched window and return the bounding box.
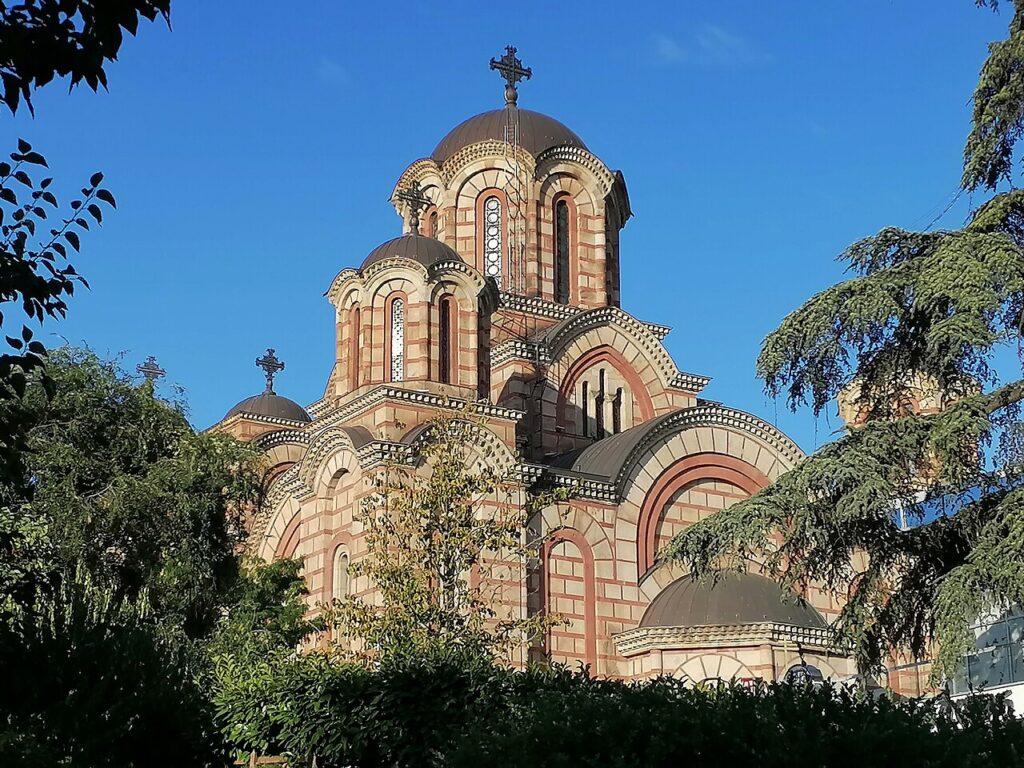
[348,305,360,390]
[482,195,503,282]
[555,199,571,304]
[595,369,606,437]
[428,210,439,239]
[388,296,405,382]
[332,548,349,602]
[438,295,454,384]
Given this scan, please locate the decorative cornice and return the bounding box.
[306,398,332,419]
[328,256,487,307]
[439,140,536,186]
[358,255,431,282]
[670,372,712,393]
[644,322,671,341]
[491,339,548,368]
[614,403,805,493]
[534,145,617,199]
[217,412,313,430]
[391,160,443,205]
[498,291,580,321]
[613,622,837,657]
[490,308,707,396]
[543,306,684,389]
[313,385,524,432]
[252,429,310,450]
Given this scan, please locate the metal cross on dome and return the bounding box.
[490,45,531,105]
[256,348,284,393]
[397,180,431,231]
[136,355,166,383]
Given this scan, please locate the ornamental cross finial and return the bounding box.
[490,45,531,106]
[256,348,284,393]
[396,180,431,232]
[136,355,166,383]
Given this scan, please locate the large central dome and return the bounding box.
[431,108,587,165]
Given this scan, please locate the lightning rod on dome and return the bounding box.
[256,348,284,394]
[490,45,531,107]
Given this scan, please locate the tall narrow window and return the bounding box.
[595,369,606,437]
[349,306,361,390]
[555,199,570,304]
[428,210,439,239]
[438,296,453,384]
[483,196,503,282]
[389,297,405,382]
[581,381,590,437]
[332,549,349,602]
[612,387,623,434]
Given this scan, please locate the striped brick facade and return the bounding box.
[218,103,861,686]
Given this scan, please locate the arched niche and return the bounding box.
[636,453,770,579]
[541,527,597,669]
[556,344,656,439]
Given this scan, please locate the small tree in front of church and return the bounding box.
[327,407,568,660]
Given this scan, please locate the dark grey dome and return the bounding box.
[432,108,587,165]
[361,234,462,271]
[224,392,311,423]
[639,573,826,629]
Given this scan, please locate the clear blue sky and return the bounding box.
[3,1,1014,452]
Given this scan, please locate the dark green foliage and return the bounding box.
[212,651,1024,768]
[0,144,114,485]
[665,3,1024,680]
[0,0,171,115]
[965,0,1024,190]
[0,575,220,768]
[0,348,265,637]
[209,557,320,656]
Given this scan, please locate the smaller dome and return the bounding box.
[639,573,826,629]
[225,392,311,423]
[361,233,462,271]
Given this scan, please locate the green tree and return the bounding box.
[0,348,264,636]
[0,574,221,768]
[0,143,114,484]
[209,557,320,657]
[0,1,169,483]
[664,2,1024,679]
[328,408,567,660]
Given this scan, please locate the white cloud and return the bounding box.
[317,57,352,87]
[653,33,687,64]
[651,24,772,68]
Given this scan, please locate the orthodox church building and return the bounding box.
[216,49,857,685]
